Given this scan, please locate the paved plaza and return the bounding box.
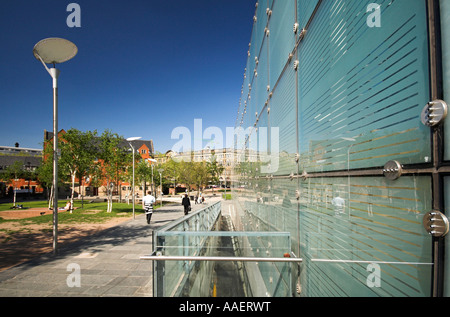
[0,197,220,297]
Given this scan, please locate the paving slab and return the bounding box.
[0,198,217,297]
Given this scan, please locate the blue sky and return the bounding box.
[0,0,255,153]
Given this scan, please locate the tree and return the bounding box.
[151,163,169,196]
[135,159,152,197]
[162,159,179,194]
[1,161,25,207]
[207,155,224,189]
[194,161,210,195]
[37,139,61,209]
[176,160,197,194]
[36,157,54,208]
[59,128,98,212]
[96,130,132,212]
[155,158,226,196]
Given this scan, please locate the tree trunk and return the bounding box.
[13,188,16,207]
[70,171,76,213]
[106,181,113,213]
[48,185,53,209]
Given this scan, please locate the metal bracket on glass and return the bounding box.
[299,28,307,38]
[300,170,308,180]
[421,99,448,127]
[423,210,449,238]
[383,160,403,180]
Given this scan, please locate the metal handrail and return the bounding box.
[156,201,221,233]
[141,254,303,263]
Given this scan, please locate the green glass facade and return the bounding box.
[442,0,450,297]
[232,0,449,297]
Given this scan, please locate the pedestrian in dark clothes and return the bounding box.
[182,194,191,215]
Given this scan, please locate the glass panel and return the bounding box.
[239,61,251,130]
[298,0,431,172]
[152,202,295,297]
[269,0,296,90]
[271,178,300,254]
[298,175,432,297]
[441,0,450,160]
[152,202,222,297]
[444,177,450,297]
[255,38,269,115]
[232,0,434,297]
[270,58,297,176]
[254,0,268,58]
[155,231,293,297]
[443,0,450,295]
[297,0,319,29]
[233,174,433,297]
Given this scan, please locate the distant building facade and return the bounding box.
[0,143,44,198]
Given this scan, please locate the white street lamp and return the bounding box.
[33,38,77,255]
[126,137,142,219]
[148,158,157,195]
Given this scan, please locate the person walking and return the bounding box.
[143,191,156,224]
[182,193,191,215]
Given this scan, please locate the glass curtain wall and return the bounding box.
[441,0,450,297]
[232,0,447,297]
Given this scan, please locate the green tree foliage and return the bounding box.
[95,130,132,212]
[207,155,224,186]
[135,159,152,196]
[150,158,225,196]
[59,128,98,212]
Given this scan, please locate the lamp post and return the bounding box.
[158,168,164,208]
[33,38,77,255]
[224,171,227,200]
[148,158,157,195]
[126,137,142,219]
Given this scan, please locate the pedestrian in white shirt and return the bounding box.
[143,191,156,224]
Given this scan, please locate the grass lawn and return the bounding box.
[222,193,232,200]
[0,199,151,226]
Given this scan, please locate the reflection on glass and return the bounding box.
[331,194,345,217]
[232,0,434,297]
